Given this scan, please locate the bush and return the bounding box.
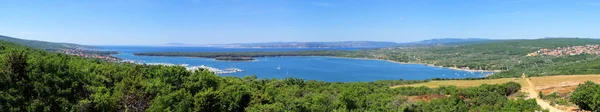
[570,81,600,111]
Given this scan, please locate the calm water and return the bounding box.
[101,46,489,82]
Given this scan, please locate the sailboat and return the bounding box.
[277,64,281,70]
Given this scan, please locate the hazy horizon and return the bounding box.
[2,35,553,46]
[2,0,600,45]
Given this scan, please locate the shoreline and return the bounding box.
[326,56,502,73]
[122,53,502,74]
[212,59,259,62]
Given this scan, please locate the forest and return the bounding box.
[338,38,600,78]
[0,35,92,50]
[0,40,547,111]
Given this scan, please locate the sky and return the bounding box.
[1,0,600,45]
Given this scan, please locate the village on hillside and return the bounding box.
[51,48,121,61]
[527,44,600,57]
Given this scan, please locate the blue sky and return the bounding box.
[1,0,600,45]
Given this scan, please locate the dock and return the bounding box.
[186,65,243,74]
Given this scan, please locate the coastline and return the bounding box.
[212,59,259,62]
[123,52,501,75]
[325,56,502,73]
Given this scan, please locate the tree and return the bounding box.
[118,65,149,112]
[1,50,31,111]
[570,81,600,111]
[5,50,28,82]
[503,81,521,96]
[0,40,547,111]
[193,88,224,112]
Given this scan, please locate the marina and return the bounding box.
[105,46,491,82]
[186,65,244,74]
[121,60,245,74]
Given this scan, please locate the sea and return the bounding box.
[99,46,490,82]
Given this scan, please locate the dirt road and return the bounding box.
[523,74,563,112]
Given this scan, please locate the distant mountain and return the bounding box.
[162,42,194,46]
[190,38,496,48]
[211,41,401,48]
[404,38,493,45]
[0,35,92,50]
[164,38,495,48]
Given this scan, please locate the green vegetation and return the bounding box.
[137,38,600,79]
[225,41,401,48]
[342,38,600,78]
[570,81,600,111]
[542,92,571,106]
[0,35,119,61]
[214,57,255,61]
[0,40,544,111]
[0,35,91,50]
[47,49,119,55]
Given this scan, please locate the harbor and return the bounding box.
[120,60,244,74]
[109,50,489,82]
[186,65,244,74]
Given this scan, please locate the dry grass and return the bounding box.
[531,75,600,90]
[528,75,600,111]
[392,75,600,91]
[391,78,527,90]
[391,74,600,111]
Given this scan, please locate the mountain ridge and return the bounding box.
[0,35,92,49]
[163,38,495,48]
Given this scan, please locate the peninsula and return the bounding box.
[134,50,348,61]
[214,56,255,61]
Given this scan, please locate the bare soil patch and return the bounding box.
[529,75,600,91]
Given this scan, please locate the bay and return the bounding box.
[101,46,490,82]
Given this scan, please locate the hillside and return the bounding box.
[184,38,496,48]
[0,35,91,50]
[134,50,348,58]
[0,40,543,111]
[141,38,600,79]
[341,38,600,78]
[0,35,120,61]
[401,38,495,46]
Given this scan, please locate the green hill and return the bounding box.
[0,40,542,111]
[0,35,92,50]
[340,38,600,78]
[134,38,600,78]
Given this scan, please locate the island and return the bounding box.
[214,56,255,61]
[133,50,351,61]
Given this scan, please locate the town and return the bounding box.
[51,48,121,61]
[527,44,600,57]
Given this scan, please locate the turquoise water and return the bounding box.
[103,46,489,82]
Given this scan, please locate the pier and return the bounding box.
[122,60,243,74]
[187,65,244,74]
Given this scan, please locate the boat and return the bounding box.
[277,64,281,70]
[186,65,243,74]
